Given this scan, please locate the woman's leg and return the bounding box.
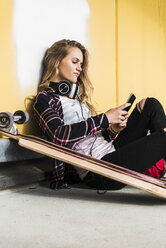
[102,130,166,173]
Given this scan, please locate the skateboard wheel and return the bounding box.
[13,110,29,124]
[0,112,14,128]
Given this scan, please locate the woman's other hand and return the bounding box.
[109,122,127,134]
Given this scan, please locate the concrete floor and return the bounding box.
[0,182,166,248]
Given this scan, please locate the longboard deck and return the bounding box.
[1,130,166,198]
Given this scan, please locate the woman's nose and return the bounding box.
[77,63,82,71]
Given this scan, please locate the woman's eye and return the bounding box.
[72,61,77,64]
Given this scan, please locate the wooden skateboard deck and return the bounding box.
[0,129,166,198]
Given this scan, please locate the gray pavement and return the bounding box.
[0,182,166,248]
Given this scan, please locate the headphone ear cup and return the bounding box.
[49,80,71,96]
[57,80,72,96]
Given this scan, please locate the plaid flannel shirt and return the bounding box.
[33,87,109,189]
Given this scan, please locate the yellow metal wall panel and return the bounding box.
[87,0,117,112]
[117,0,166,109]
[0,0,23,112]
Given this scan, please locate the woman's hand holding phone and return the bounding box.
[105,93,136,133]
[105,103,130,125]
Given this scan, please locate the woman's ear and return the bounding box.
[56,62,60,75]
[56,67,59,75]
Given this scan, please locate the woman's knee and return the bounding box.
[137,98,147,112]
[137,97,163,113]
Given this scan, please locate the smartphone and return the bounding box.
[124,93,136,112]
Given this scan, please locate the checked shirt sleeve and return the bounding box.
[33,89,109,146]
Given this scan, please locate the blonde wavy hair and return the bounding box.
[39,39,96,114]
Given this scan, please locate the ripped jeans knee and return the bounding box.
[137,98,147,112]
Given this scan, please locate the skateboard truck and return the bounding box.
[0,111,29,135]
